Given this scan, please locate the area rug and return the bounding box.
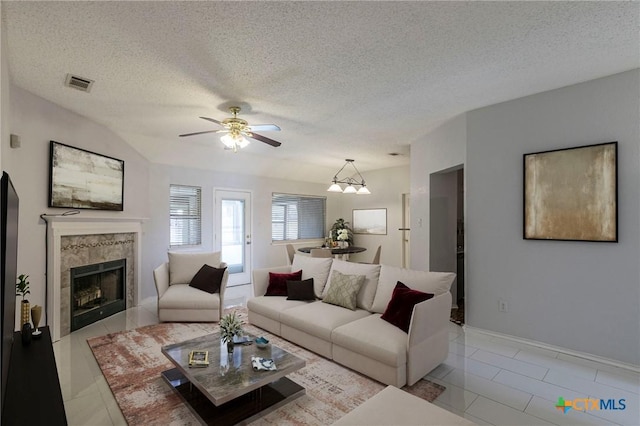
[88,308,445,425]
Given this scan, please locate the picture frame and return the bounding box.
[353,208,387,235]
[49,141,124,211]
[523,141,617,242]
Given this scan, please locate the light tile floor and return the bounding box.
[54,285,640,425]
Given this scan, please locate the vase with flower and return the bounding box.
[330,218,353,247]
[219,312,244,354]
[16,274,30,327]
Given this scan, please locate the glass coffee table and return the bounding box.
[161,332,306,425]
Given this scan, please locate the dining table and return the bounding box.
[298,246,366,260]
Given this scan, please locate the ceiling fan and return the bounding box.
[179,106,282,152]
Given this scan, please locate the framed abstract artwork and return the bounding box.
[49,141,124,211]
[353,208,387,235]
[523,141,617,242]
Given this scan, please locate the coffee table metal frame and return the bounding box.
[161,332,305,425]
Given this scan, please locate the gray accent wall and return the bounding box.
[412,70,639,365]
[464,70,638,365]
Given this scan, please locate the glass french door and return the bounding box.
[214,190,252,286]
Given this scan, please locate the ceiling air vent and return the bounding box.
[64,74,94,92]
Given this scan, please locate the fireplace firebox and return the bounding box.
[71,259,126,331]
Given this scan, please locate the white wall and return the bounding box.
[331,165,409,267]
[410,114,466,271]
[144,163,338,301]
[0,6,10,169]
[5,86,150,317]
[465,70,639,365]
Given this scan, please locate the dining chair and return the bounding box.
[310,248,333,258]
[353,245,381,264]
[285,244,296,264]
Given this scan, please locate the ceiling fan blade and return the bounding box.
[248,124,281,132]
[199,116,223,125]
[179,130,219,137]
[250,132,282,147]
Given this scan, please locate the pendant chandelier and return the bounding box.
[327,159,371,195]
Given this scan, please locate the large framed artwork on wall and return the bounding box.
[523,141,617,242]
[49,141,125,211]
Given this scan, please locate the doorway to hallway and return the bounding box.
[429,166,465,325]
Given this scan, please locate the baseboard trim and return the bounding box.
[462,325,640,374]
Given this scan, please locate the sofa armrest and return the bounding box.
[252,265,292,296]
[407,291,452,348]
[153,262,170,299]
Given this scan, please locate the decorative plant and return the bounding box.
[219,312,243,344]
[337,229,349,241]
[330,218,353,243]
[16,274,30,301]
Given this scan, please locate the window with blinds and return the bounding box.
[272,193,326,241]
[170,185,202,246]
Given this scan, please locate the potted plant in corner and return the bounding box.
[16,274,30,327]
[219,311,244,354]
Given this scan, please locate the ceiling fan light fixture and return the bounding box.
[220,133,250,151]
[328,159,371,195]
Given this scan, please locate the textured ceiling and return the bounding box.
[3,1,638,183]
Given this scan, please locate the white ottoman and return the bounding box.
[333,385,476,426]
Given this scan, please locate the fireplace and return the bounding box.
[70,259,126,331]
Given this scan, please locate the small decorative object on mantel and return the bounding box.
[16,274,30,327]
[219,311,244,354]
[31,305,42,339]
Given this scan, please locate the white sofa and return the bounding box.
[153,251,229,322]
[248,255,454,387]
[333,385,476,425]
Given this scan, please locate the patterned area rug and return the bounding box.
[88,308,445,425]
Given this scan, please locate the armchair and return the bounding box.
[153,251,229,322]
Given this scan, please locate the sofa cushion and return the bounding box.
[265,270,302,296]
[322,270,365,310]
[189,264,226,294]
[371,265,455,314]
[287,278,316,301]
[247,296,310,321]
[381,282,434,332]
[168,251,222,285]
[280,301,371,341]
[159,284,221,310]
[323,259,381,311]
[291,254,333,297]
[332,314,408,367]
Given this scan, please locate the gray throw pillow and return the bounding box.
[322,270,365,310]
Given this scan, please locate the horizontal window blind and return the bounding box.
[272,193,326,241]
[170,185,202,246]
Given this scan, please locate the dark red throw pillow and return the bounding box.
[381,281,434,333]
[265,270,303,296]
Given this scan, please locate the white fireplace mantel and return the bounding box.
[45,216,146,341]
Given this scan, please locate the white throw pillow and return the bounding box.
[168,251,222,285]
[323,259,381,311]
[291,254,333,297]
[370,265,455,314]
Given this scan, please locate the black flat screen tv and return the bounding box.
[0,171,19,416]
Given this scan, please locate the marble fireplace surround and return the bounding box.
[46,217,144,342]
